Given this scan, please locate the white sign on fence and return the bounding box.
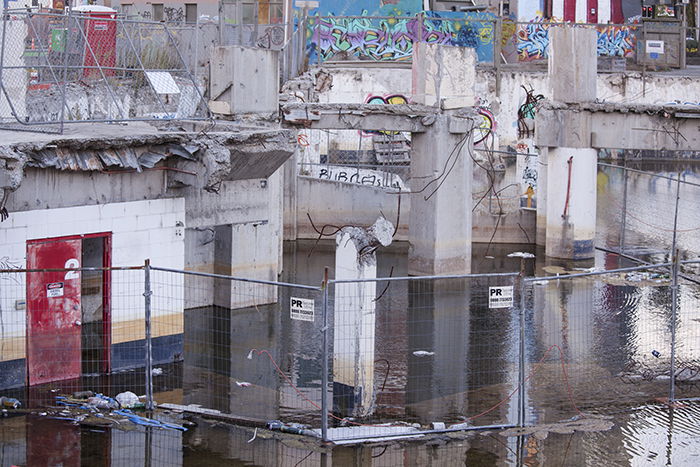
[489,286,514,309]
[646,40,665,55]
[290,297,315,322]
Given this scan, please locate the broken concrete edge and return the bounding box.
[541,100,700,116]
[281,102,440,117]
[0,127,296,194]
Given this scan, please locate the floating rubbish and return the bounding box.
[652,350,661,358]
[73,391,94,399]
[0,397,21,409]
[431,422,446,430]
[247,427,258,443]
[236,381,252,388]
[507,252,535,259]
[87,394,119,410]
[114,410,187,431]
[151,368,164,376]
[116,391,140,409]
[412,351,434,357]
[266,420,318,437]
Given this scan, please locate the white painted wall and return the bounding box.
[0,198,185,346]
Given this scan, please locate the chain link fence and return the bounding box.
[0,9,209,133]
[3,258,700,443]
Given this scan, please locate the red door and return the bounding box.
[27,238,82,385]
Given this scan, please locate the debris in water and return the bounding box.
[236,381,252,388]
[0,397,21,409]
[412,351,435,357]
[652,350,661,358]
[115,391,141,409]
[248,427,258,443]
[151,367,164,376]
[507,252,535,259]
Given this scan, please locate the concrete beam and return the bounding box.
[536,106,700,151]
[281,103,438,133]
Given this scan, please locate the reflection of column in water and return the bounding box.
[407,280,471,422]
[229,304,281,421]
[533,278,593,421]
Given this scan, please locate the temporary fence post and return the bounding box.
[619,164,629,255]
[59,9,72,133]
[144,259,154,410]
[321,267,330,441]
[669,173,681,403]
[494,17,502,96]
[518,275,526,427]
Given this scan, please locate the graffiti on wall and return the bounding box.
[515,17,638,61]
[363,93,409,136]
[307,11,496,63]
[596,24,638,57]
[474,107,495,145]
[517,85,544,139]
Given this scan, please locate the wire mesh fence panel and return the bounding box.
[0,10,209,133]
[523,265,675,424]
[673,265,700,402]
[326,273,520,441]
[598,163,700,262]
[0,267,149,407]
[150,267,325,428]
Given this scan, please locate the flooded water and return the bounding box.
[3,162,700,465]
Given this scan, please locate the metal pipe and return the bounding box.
[524,263,673,283]
[0,265,145,273]
[150,265,322,290]
[328,423,518,443]
[518,276,526,427]
[598,162,700,189]
[330,271,520,284]
[321,267,329,441]
[144,258,154,411]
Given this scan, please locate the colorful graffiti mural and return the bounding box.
[364,93,409,136]
[515,17,639,61]
[307,11,496,63]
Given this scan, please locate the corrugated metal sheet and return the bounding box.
[26,144,198,172]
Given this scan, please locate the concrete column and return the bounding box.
[545,148,597,259]
[213,221,278,309]
[409,114,472,275]
[535,146,548,246]
[539,26,598,258]
[333,218,393,417]
[548,27,597,103]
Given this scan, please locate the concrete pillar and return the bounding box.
[545,147,597,259]
[333,218,393,417]
[535,146,548,246]
[409,114,472,275]
[209,46,279,115]
[539,26,598,259]
[412,42,475,109]
[548,27,597,103]
[213,221,278,309]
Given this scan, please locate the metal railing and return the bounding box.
[0,9,210,133]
